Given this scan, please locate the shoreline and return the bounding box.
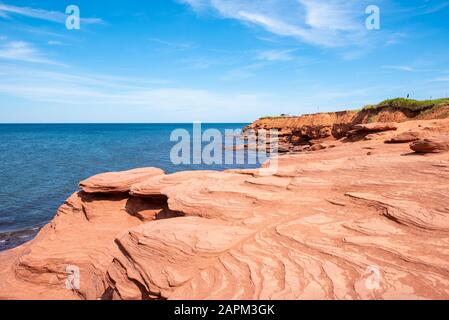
[0,123,260,253]
[1,111,449,299]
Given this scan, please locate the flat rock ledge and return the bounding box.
[79,167,164,193]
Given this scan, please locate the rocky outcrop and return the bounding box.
[80,168,164,193]
[245,105,449,153]
[410,137,449,153]
[245,112,357,152]
[385,131,421,144]
[346,122,398,141]
[1,118,449,300]
[352,122,398,132]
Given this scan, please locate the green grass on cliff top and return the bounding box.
[362,97,449,112]
[259,114,296,120]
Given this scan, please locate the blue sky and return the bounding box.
[0,0,448,123]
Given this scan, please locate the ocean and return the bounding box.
[0,123,260,251]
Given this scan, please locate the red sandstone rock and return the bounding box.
[292,145,310,152]
[310,143,327,151]
[410,137,449,153]
[0,191,174,299]
[79,167,164,193]
[2,118,449,300]
[353,122,398,132]
[364,133,385,140]
[385,131,421,143]
[277,144,291,153]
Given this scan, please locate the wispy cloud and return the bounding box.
[299,0,359,31]
[381,65,417,72]
[421,0,449,14]
[430,76,449,82]
[148,37,195,52]
[0,64,282,122]
[0,9,8,18]
[178,0,370,47]
[381,64,436,73]
[0,41,65,65]
[385,32,408,46]
[179,57,215,69]
[47,40,63,46]
[392,0,449,17]
[0,3,103,24]
[221,62,267,81]
[257,49,297,61]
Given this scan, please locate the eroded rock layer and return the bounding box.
[1,118,449,300]
[244,105,449,152]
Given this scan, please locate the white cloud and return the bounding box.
[148,37,196,54]
[221,62,266,80]
[0,41,65,65]
[257,49,297,61]
[0,3,103,24]
[381,65,416,72]
[430,77,449,82]
[299,0,358,31]
[47,40,63,46]
[421,1,449,14]
[148,38,194,49]
[178,0,370,47]
[382,65,434,73]
[0,64,283,122]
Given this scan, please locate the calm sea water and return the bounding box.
[0,123,259,251]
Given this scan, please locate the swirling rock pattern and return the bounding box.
[1,118,449,300]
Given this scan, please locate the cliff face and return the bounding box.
[1,118,449,300]
[248,105,449,132]
[246,111,358,142]
[245,105,449,152]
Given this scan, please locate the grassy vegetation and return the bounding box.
[259,114,294,120]
[362,98,449,112]
[259,98,449,120]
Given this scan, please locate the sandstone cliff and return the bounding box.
[245,101,449,152]
[1,117,449,300]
